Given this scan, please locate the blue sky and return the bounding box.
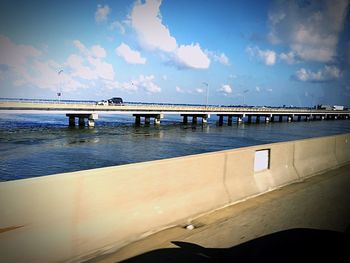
[0,0,350,107]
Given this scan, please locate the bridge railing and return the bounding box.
[0,98,97,105]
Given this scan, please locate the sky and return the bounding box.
[0,0,350,107]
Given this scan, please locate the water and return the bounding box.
[0,113,349,181]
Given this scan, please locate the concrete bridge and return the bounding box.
[0,100,349,127]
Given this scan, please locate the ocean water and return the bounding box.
[0,113,349,181]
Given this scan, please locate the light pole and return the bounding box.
[203,82,209,108]
[57,69,63,103]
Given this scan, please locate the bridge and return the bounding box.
[0,100,349,127]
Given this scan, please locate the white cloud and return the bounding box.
[95,4,110,23]
[66,54,97,80]
[196,88,204,94]
[175,86,193,94]
[268,0,349,62]
[132,74,161,93]
[294,65,342,82]
[216,53,230,66]
[70,40,115,81]
[162,74,167,80]
[176,43,210,69]
[73,40,106,59]
[207,51,230,66]
[131,0,177,52]
[130,0,211,70]
[110,20,126,34]
[176,86,185,93]
[88,57,115,81]
[256,86,261,92]
[267,88,273,92]
[267,11,286,44]
[279,51,297,64]
[115,43,146,64]
[73,40,88,55]
[91,45,107,58]
[0,35,42,77]
[1,36,161,95]
[246,46,276,66]
[30,60,85,91]
[0,35,85,92]
[104,80,138,92]
[105,75,160,93]
[3,37,115,92]
[218,84,232,95]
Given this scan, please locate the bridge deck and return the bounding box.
[0,101,349,115]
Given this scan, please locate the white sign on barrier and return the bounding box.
[254,149,270,172]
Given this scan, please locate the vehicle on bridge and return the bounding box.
[96,97,123,106]
[333,105,344,111]
[96,100,108,106]
[108,97,123,105]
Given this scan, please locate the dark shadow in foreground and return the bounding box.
[121,228,350,262]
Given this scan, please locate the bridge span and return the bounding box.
[0,101,349,127]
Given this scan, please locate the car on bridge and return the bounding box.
[96,97,124,106]
[96,100,108,106]
[107,97,123,105]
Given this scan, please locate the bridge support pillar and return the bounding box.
[181,114,208,125]
[133,114,163,125]
[219,115,224,126]
[227,116,232,126]
[78,117,85,127]
[279,116,283,122]
[135,116,141,125]
[66,113,98,128]
[247,115,252,123]
[192,116,198,124]
[217,114,243,125]
[297,116,301,121]
[183,115,188,124]
[256,116,260,123]
[69,116,75,127]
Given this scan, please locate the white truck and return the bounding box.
[333,105,344,111]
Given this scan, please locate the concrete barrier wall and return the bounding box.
[335,133,350,165]
[294,136,339,178]
[224,141,299,202]
[0,133,349,262]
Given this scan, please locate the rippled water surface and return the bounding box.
[1,113,349,181]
